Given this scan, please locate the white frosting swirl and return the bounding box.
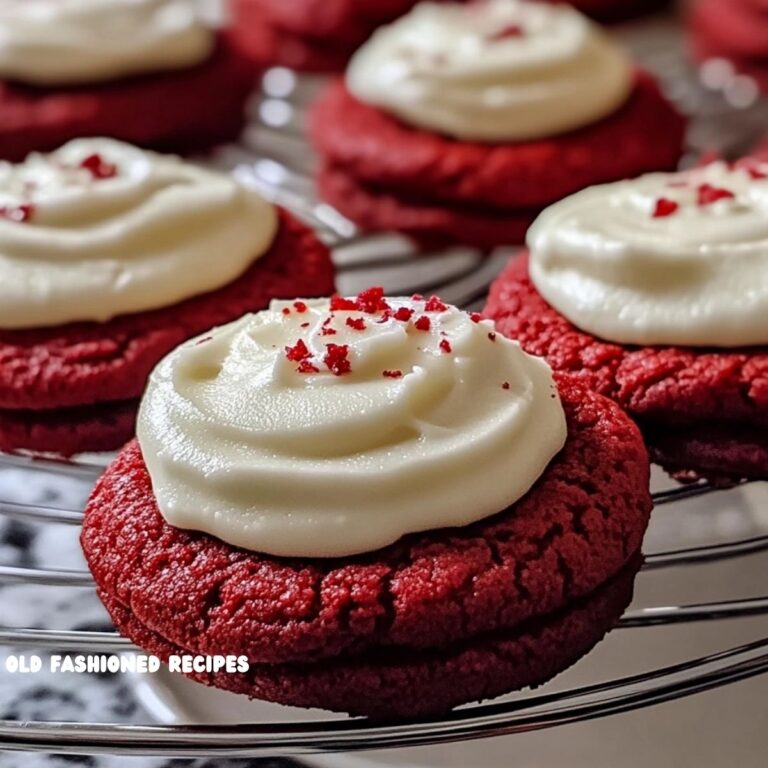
[346,0,633,142]
[528,160,768,347]
[138,296,567,558]
[0,138,278,330]
[0,0,217,86]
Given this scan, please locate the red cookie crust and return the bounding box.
[484,253,768,479]
[231,0,419,72]
[81,376,651,669]
[310,73,685,212]
[317,163,537,250]
[0,400,137,457]
[97,555,638,718]
[0,35,256,162]
[0,210,335,412]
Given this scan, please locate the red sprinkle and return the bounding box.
[470,312,482,323]
[324,344,351,376]
[282,307,291,316]
[502,382,511,390]
[297,360,320,374]
[0,204,34,223]
[394,307,414,322]
[425,295,448,312]
[285,339,311,362]
[697,183,735,206]
[194,336,213,346]
[414,315,431,332]
[329,294,358,311]
[488,23,524,41]
[356,286,390,314]
[300,322,310,328]
[652,198,679,218]
[346,317,366,331]
[439,339,452,354]
[488,332,497,342]
[80,153,117,180]
[383,370,403,379]
[293,301,308,313]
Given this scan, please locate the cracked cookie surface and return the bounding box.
[81,374,651,666]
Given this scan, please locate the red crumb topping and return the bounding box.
[383,370,403,378]
[411,293,424,301]
[488,332,497,342]
[414,315,431,332]
[285,339,311,362]
[297,360,320,374]
[324,344,351,376]
[439,339,452,354]
[346,317,366,331]
[697,183,735,206]
[652,198,679,218]
[282,307,291,316]
[356,286,390,313]
[488,24,524,41]
[80,153,118,180]
[0,203,34,223]
[394,307,414,322]
[293,301,308,313]
[321,325,337,336]
[425,295,448,312]
[502,382,511,390]
[329,295,358,311]
[470,312,482,323]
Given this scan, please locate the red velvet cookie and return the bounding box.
[81,375,651,716]
[310,74,686,248]
[231,0,419,72]
[98,554,639,719]
[690,0,768,92]
[0,211,334,455]
[484,254,768,481]
[0,36,257,162]
[0,401,137,458]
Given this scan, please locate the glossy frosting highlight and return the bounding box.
[0,0,216,86]
[0,138,278,329]
[528,160,768,347]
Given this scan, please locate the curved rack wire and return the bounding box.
[2,20,768,756]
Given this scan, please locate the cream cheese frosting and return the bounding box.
[528,160,768,348]
[346,0,633,142]
[0,138,278,330]
[137,293,567,557]
[0,0,216,86]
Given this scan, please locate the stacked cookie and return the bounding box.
[0,0,260,160]
[311,0,685,248]
[485,159,768,483]
[82,294,652,718]
[0,139,334,456]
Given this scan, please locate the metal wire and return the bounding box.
[1,22,768,755]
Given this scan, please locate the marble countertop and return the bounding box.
[0,465,309,768]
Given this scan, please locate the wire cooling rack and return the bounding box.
[2,10,768,759]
